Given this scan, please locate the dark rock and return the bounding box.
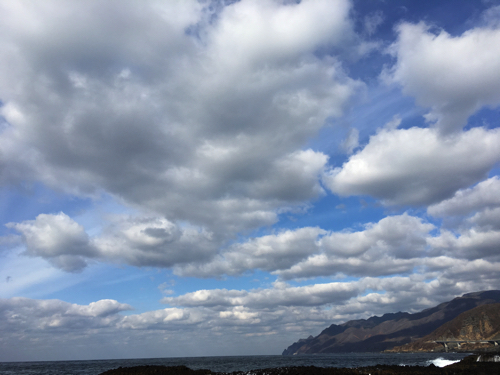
[99,365,214,375]
[98,357,500,375]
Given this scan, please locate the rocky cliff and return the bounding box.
[282,290,500,355]
[388,302,500,352]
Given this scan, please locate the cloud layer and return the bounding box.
[0,0,357,238]
[1,0,500,361]
[3,265,499,360]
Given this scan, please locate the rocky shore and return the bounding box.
[100,353,500,375]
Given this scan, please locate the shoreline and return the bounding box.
[99,353,500,375]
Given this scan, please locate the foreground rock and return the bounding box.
[100,365,213,375]
[100,354,500,375]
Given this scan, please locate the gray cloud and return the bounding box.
[429,227,500,261]
[17,210,498,281]
[468,207,500,231]
[8,213,221,272]
[0,0,358,239]
[8,206,499,284]
[176,214,435,279]
[176,226,326,278]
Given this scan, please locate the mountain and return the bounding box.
[282,290,500,355]
[388,302,500,352]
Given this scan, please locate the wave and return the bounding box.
[426,357,461,367]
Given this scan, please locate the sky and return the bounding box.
[1,0,500,362]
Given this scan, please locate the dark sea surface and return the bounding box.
[0,353,469,375]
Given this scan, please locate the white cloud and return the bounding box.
[324,127,500,206]
[425,177,500,261]
[7,205,498,285]
[0,297,131,333]
[119,307,202,330]
[385,21,500,134]
[6,213,98,272]
[276,214,434,280]
[208,0,352,69]
[428,176,500,217]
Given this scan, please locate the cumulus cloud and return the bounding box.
[7,206,497,282]
[385,21,500,134]
[468,207,500,231]
[163,281,362,309]
[0,297,131,333]
[161,272,500,322]
[2,272,497,342]
[177,226,326,278]
[429,228,500,261]
[7,212,437,278]
[428,176,500,217]
[8,213,220,272]
[426,177,500,261]
[275,214,434,280]
[428,198,500,261]
[6,213,98,272]
[0,0,359,239]
[324,127,500,206]
[119,307,203,330]
[176,214,435,279]
[95,216,218,268]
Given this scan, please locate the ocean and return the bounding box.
[0,353,469,375]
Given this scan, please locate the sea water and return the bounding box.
[0,353,469,375]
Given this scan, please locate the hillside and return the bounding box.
[282,290,500,354]
[388,302,500,352]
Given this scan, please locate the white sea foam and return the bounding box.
[476,354,500,362]
[427,358,460,367]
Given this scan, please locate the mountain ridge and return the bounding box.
[282,290,500,354]
[388,302,500,352]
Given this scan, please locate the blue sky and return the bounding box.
[1,0,500,361]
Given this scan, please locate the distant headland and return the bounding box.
[282,290,500,355]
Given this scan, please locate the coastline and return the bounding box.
[99,353,500,375]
